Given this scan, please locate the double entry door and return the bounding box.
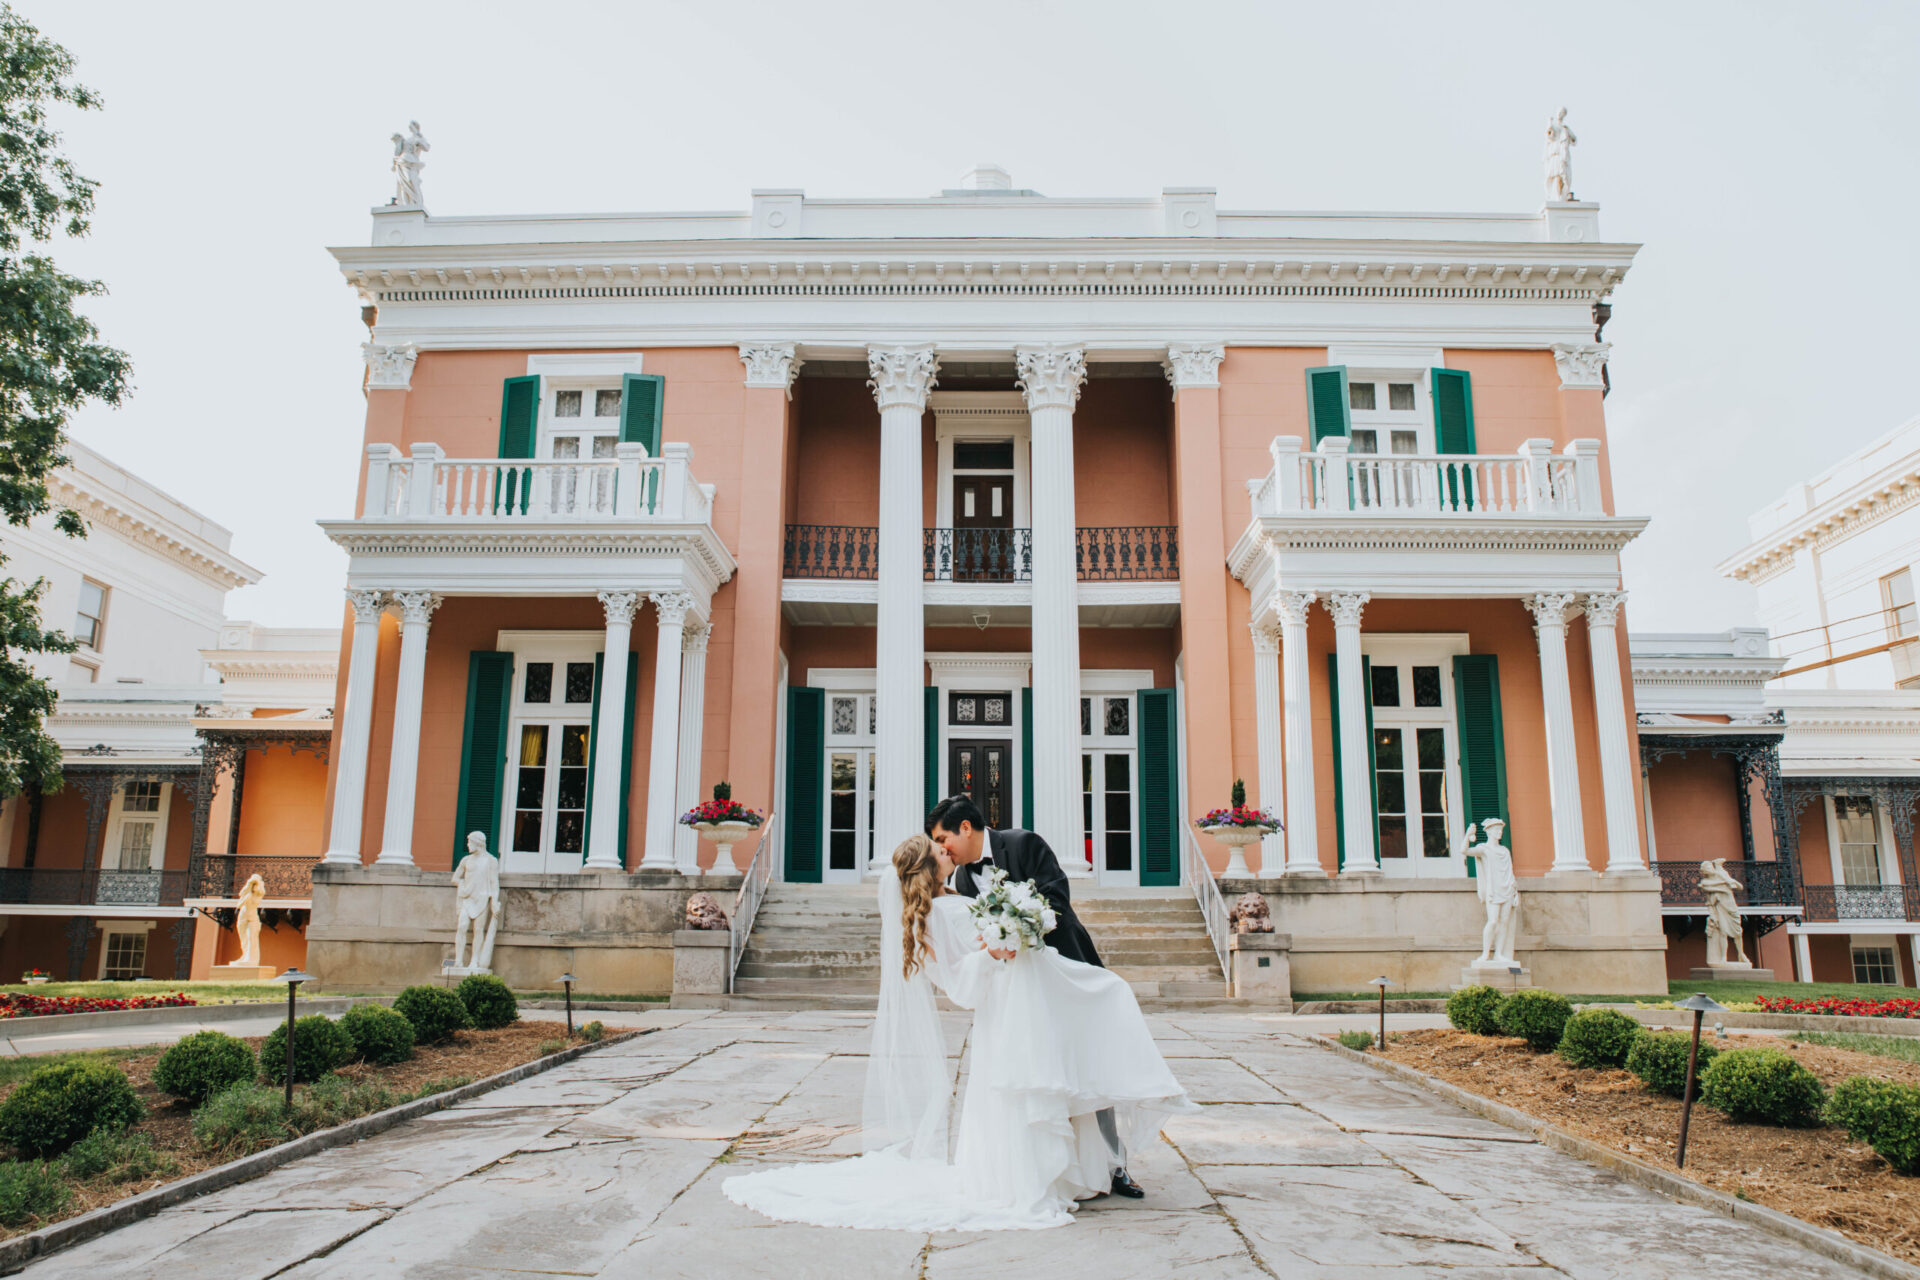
[951,475,1016,582]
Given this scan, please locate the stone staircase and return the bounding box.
[726,882,1236,1010]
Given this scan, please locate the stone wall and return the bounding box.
[307,864,743,994]
[1219,873,1667,995]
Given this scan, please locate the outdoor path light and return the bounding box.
[1674,991,1726,1169]
[559,972,575,1036]
[278,968,314,1110]
[1369,976,1393,1050]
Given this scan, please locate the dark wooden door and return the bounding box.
[952,475,1014,581]
[948,738,1013,832]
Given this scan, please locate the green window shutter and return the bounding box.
[453,652,515,863]
[620,374,665,454]
[1431,368,1476,453]
[1137,688,1180,887]
[582,652,641,863]
[924,686,940,819]
[1326,653,1380,869]
[1020,687,1035,829]
[1452,654,1511,877]
[496,375,539,515]
[784,687,825,883]
[1306,365,1351,444]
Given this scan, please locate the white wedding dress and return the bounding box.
[724,885,1195,1231]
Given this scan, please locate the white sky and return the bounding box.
[33,0,1920,631]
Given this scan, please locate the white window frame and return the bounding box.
[1080,669,1154,887]
[813,670,879,886]
[1883,569,1918,642]
[1345,368,1432,458]
[1850,936,1904,986]
[1824,795,1901,888]
[931,393,1031,529]
[496,631,604,875]
[75,578,108,652]
[1360,634,1470,878]
[97,921,154,981]
[526,353,647,463]
[103,781,171,872]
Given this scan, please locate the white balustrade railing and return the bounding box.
[363,441,713,524]
[1183,824,1232,984]
[1254,435,1606,518]
[729,812,778,994]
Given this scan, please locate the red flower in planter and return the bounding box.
[0,992,197,1019]
[1755,995,1920,1019]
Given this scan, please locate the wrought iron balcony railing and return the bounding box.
[195,854,317,900]
[0,868,190,908]
[1651,859,1798,908]
[1800,883,1920,923]
[925,528,1031,582]
[782,525,878,579]
[1076,526,1179,580]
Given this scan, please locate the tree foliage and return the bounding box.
[0,5,132,799]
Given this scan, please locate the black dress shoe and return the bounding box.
[1110,1169,1145,1199]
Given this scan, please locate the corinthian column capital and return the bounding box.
[362,342,418,391]
[1551,342,1610,390]
[346,588,387,622]
[388,590,442,625]
[867,345,940,412]
[1248,616,1282,656]
[1582,590,1626,628]
[649,590,697,628]
[597,589,642,627]
[1526,591,1580,629]
[1274,590,1317,628]
[1325,591,1370,629]
[1163,343,1225,391]
[739,344,803,395]
[1015,345,1088,413]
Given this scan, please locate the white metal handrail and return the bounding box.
[1257,436,1605,518]
[363,441,711,523]
[1183,824,1231,983]
[729,812,778,994]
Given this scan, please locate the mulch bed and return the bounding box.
[1355,1028,1920,1265]
[1,1019,575,1240]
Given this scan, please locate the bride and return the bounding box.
[724,834,1194,1231]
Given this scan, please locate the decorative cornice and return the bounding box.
[1722,470,1920,583]
[1551,342,1609,390]
[1015,345,1087,413]
[738,343,802,394]
[362,342,419,391]
[1238,517,1648,566]
[867,344,940,412]
[1163,343,1225,391]
[46,476,259,592]
[318,523,737,586]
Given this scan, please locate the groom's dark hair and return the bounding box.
[926,794,986,836]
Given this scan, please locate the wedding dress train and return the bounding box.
[723,893,1194,1231]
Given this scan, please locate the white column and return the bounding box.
[1276,590,1323,876]
[1327,591,1379,876]
[1018,345,1091,874]
[641,591,695,870]
[376,590,441,867]
[1527,591,1591,874]
[1794,931,1814,984]
[869,345,939,866]
[1248,614,1283,879]
[1583,591,1644,874]
[585,590,641,871]
[1641,765,1660,861]
[672,622,711,872]
[324,589,386,864]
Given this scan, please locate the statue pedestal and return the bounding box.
[1690,964,1773,983]
[209,964,277,982]
[1455,962,1532,992]
[441,963,491,979]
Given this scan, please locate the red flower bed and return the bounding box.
[1757,995,1920,1019]
[0,992,197,1019]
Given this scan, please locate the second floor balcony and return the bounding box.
[1801,883,1920,924]
[782,525,1179,583]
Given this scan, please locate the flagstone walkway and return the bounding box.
[18,1009,1882,1279]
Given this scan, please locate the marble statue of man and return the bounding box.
[390,121,429,208]
[451,831,501,971]
[234,873,267,967]
[1458,820,1520,965]
[1699,858,1750,967]
[1544,108,1577,203]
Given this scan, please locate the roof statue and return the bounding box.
[1544,107,1577,203]
[390,120,429,209]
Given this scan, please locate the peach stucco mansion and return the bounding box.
[305,145,1681,1000]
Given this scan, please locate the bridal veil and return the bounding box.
[862,863,951,1159]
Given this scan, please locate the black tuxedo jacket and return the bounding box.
[953,827,1103,968]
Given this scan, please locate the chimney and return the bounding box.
[960,163,1012,192]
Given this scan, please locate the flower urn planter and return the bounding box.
[23,975,48,986]
[692,820,756,875]
[1196,823,1274,879]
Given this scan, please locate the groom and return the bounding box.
[926,795,1146,1200]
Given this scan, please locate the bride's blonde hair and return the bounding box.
[893,834,942,981]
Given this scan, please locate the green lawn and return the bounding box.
[0,981,672,1006]
[1789,1031,1920,1065]
[1300,979,1920,1006]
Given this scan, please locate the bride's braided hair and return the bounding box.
[893,834,942,981]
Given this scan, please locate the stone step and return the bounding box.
[1110,965,1227,984]
[736,953,884,971]
[731,976,881,995]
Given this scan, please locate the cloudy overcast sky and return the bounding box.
[31,0,1920,630]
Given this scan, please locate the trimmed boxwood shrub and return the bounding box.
[394,985,470,1044]
[1699,1047,1826,1127]
[1625,1031,1718,1098]
[0,1060,144,1157]
[152,1031,257,1104]
[1446,985,1504,1037]
[1556,1009,1643,1070]
[1827,1077,1920,1173]
[341,1004,415,1066]
[260,1015,356,1086]
[0,1159,69,1226]
[1495,989,1573,1052]
[457,974,519,1030]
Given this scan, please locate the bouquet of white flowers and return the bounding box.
[965,866,1058,954]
